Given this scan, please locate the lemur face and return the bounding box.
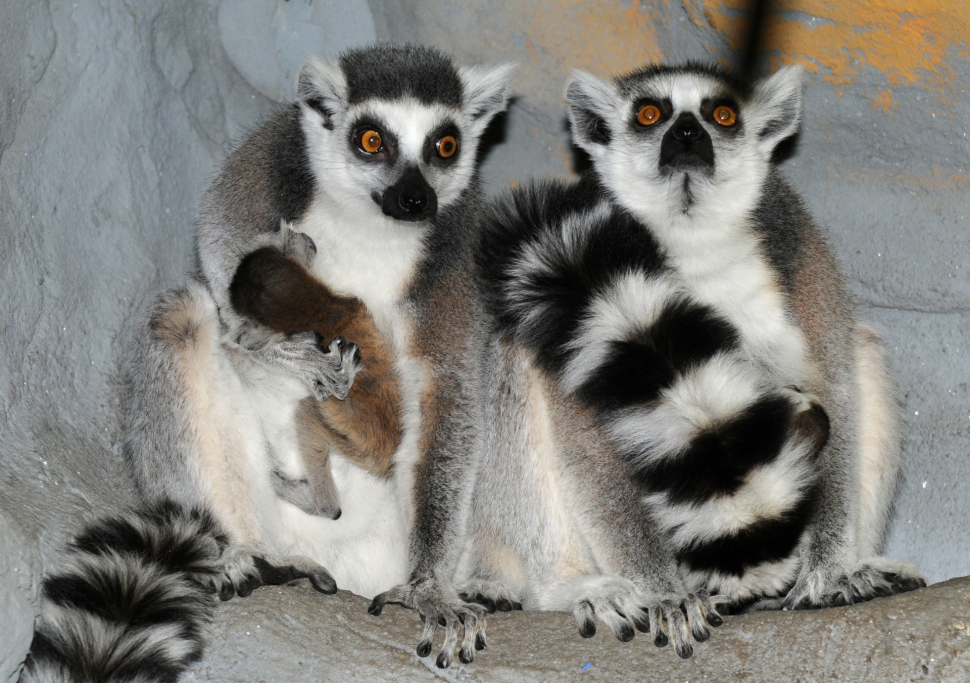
[566,63,802,225]
[296,46,512,225]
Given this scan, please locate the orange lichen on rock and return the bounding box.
[519,0,663,77]
[688,0,969,90]
[872,90,898,112]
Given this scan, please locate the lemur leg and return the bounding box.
[783,328,923,609]
[124,284,336,597]
[829,326,923,602]
[854,324,904,558]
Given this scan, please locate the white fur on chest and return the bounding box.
[659,216,811,388]
[296,198,427,311]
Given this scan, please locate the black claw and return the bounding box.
[497,598,513,612]
[633,618,650,634]
[483,598,497,613]
[416,641,432,658]
[459,649,473,664]
[692,627,710,643]
[617,624,635,642]
[654,631,669,648]
[308,570,337,594]
[512,602,523,611]
[235,576,258,598]
[438,616,447,627]
[475,633,487,651]
[349,343,361,363]
[675,642,694,659]
[579,619,596,638]
[900,578,923,592]
[436,652,452,669]
[368,599,384,617]
[333,336,346,350]
[219,583,235,602]
[706,612,723,627]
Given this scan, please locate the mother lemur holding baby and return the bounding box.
[19,43,922,683]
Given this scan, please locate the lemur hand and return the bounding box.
[369,576,488,668]
[279,219,317,269]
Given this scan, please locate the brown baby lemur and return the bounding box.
[230,230,402,519]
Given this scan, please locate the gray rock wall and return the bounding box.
[0,0,967,680]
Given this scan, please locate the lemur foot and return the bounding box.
[279,219,317,269]
[203,546,337,600]
[458,580,523,613]
[202,543,263,601]
[783,558,925,610]
[265,332,361,401]
[556,576,726,659]
[369,576,488,668]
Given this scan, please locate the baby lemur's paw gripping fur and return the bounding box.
[369,577,488,668]
[279,220,317,269]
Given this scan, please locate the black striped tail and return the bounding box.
[19,501,232,683]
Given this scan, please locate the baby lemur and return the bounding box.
[230,226,402,519]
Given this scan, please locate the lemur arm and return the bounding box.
[368,260,489,670]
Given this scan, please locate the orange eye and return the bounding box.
[713,105,737,126]
[357,129,383,154]
[636,104,661,126]
[436,134,459,159]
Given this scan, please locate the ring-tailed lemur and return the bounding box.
[18,501,333,683]
[463,62,923,657]
[122,45,513,670]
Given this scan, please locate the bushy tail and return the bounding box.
[19,501,237,683]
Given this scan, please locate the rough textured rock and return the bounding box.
[0,511,39,683]
[187,578,970,682]
[0,0,968,680]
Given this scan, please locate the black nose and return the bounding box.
[399,187,429,214]
[672,117,705,143]
[659,112,715,175]
[380,166,438,222]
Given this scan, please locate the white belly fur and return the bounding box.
[257,202,426,598]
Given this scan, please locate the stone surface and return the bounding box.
[0,510,39,683]
[0,0,968,680]
[188,577,970,682]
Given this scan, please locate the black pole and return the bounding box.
[737,0,772,79]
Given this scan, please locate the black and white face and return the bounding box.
[566,65,803,227]
[297,56,512,226]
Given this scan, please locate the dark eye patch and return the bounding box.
[629,98,673,134]
[349,116,398,161]
[424,121,461,165]
[700,97,743,136]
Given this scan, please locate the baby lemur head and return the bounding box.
[296,45,513,225]
[566,62,803,230]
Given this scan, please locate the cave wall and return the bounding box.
[1,1,967,680]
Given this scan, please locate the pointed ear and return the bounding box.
[296,56,348,130]
[565,71,619,160]
[749,65,803,156]
[459,63,515,137]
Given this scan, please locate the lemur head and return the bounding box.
[566,62,802,228]
[296,45,513,224]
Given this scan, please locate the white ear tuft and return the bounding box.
[750,65,803,156]
[565,70,619,159]
[459,63,516,136]
[296,56,348,130]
